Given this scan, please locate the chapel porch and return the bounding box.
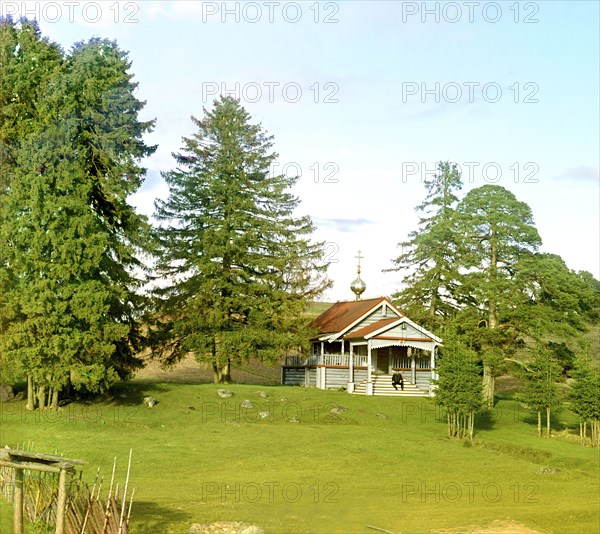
[281,345,437,397]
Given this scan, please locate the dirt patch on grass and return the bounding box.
[133,353,281,385]
[436,519,544,534]
[496,375,524,394]
[133,353,210,382]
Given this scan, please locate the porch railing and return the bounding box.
[284,354,368,367]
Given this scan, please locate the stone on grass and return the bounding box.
[189,521,264,534]
[217,389,234,399]
[143,396,157,407]
[241,400,254,409]
[288,417,300,423]
[375,412,387,419]
[0,385,14,402]
[536,467,560,475]
[259,411,270,419]
[330,406,347,415]
[256,391,268,398]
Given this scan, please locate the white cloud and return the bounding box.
[555,166,599,183]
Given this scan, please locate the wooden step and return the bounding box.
[353,377,430,397]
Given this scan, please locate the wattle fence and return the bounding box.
[0,443,134,533]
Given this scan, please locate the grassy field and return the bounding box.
[0,381,599,534]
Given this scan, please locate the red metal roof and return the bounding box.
[309,297,402,336]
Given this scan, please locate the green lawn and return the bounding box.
[1,382,598,533]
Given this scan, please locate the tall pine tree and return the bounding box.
[153,96,330,383]
[457,185,542,407]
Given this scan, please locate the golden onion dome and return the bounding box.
[351,274,366,299]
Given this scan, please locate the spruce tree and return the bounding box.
[434,338,483,441]
[0,28,156,408]
[520,346,562,438]
[153,96,330,383]
[388,161,463,329]
[569,354,600,447]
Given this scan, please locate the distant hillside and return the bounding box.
[587,323,600,369]
[306,301,334,319]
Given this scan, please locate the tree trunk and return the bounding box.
[537,410,541,437]
[212,359,232,384]
[37,385,46,410]
[51,388,59,411]
[482,364,495,408]
[546,406,551,438]
[26,375,35,411]
[489,235,499,329]
[483,234,499,409]
[65,372,73,399]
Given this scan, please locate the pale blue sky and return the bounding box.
[12,0,599,301]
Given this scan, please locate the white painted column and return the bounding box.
[429,345,436,396]
[411,353,416,384]
[317,341,325,389]
[366,341,373,395]
[347,343,355,393]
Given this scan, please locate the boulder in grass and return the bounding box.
[0,385,14,403]
[189,522,264,534]
[256,391,268,398]
[330,406,347,415]
[258,411,270,419]
[536,467,560,475]
[143,396,157,407]
[241,400,254,409]
[217,389,234,399]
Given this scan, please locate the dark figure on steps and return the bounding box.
[392,372,404,391]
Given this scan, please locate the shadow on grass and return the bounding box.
[521,410,566,432]
[475,409,497,431]
[132,500,191,532]
[104,381,172,407]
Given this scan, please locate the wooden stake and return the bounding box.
[118,449,133,534]
[14,467,24,534]
[102,458,117,533]
[126,487,135,526]
[55,467,68,534]
[366,525,397,534]
[107,457,117,500]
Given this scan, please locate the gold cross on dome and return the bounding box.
[355,250,363,270]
